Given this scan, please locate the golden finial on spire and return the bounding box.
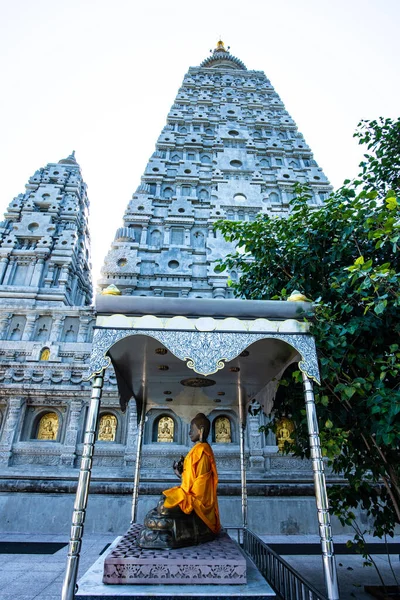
[216,39,225,51]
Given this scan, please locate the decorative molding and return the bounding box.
[88,328,320,383]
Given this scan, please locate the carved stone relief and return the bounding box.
[157,416,174,443]
[98,414,117,442]
[88,328,320,383]
[276,417,295,453]
[214,416,231,443]
[37,412,59,440]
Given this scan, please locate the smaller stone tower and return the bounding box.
[0,153,96,468]
[0,151,92,307]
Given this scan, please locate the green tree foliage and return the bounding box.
[216,117,400,539]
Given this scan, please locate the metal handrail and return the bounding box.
[227,527,328,600]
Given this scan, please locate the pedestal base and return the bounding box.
[103,524,246,585]
[75,528,276,598]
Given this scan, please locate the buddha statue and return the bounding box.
[276,417,295,453]
[138,413,221,549]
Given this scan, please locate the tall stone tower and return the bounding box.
[99,41,331,299]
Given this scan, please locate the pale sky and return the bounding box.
[0,0,399,288]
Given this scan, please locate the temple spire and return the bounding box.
[59,150,78,166]
[201,41,247,70]
[99,46,331,299]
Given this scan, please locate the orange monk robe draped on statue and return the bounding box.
[163,442,221,534]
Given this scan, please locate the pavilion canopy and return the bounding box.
[93,295,317,421]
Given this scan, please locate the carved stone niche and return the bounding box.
[96,409,124,444]
[33,316,52,342]
[7,315,27,341]
[144,408,183,445]
[61,317,79,343]
[209,409,238,444]
[20,406,64,443]
[27,343,61,363]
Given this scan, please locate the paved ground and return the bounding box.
[0,532,398,599]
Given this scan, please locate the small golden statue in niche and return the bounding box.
[98,414,117,442]
[276,417,295,453]
[39,347,50,361]
[37,412,59,440]
[215,416,231,443]
[157,416,174,443]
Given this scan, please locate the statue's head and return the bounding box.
[190,413,211,443]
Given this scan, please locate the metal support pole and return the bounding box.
[61,372,104,600]
[131,398,146,524]
[238,384,248,528]
[302,372,340,600]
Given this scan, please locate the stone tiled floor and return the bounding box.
[0,533,115,600]
[0,532,398,599]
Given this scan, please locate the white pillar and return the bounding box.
[0,313,11,340]
[0,257,9,283]
[77,317,91,343]
[140,226,148,245]
[49,316,65,342]
[0,397,25,465]
[238,384,248,528]
[60,399,84,467]
[22,314,38,341]
[31,258,45,287]
[61,373,104,600]
[302,372,339,600]
[131,399,146,524]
